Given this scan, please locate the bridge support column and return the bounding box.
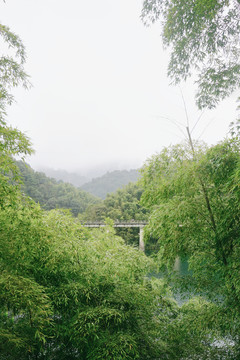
[173,256,180,272]
[139,226,145,252]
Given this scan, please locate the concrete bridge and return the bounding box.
[82,221,148,251]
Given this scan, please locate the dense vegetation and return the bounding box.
[0,199,167,359]
[80,169,139,199]
[140,122,240,356]
[17,161,99,216]
[81,182,147,222]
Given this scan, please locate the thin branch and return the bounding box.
[180,87,190,128]
[191,110,205,134]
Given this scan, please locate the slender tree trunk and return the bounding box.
[186,126,227,266]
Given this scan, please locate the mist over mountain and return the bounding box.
[41,168,90,187]
[80,169,140,199]
[39,160,141,185]
[38,163,141,198]
[37,166,140,200]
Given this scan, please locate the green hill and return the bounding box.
[80,169,140,199]
[17,161,100,216]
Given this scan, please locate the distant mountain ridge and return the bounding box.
[80,169,140,199]
[38,167,140,199]
[17,163,140,212]
[41,168,90,187]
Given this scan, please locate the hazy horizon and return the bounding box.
[37,160,141,179]
[2,0,238,173]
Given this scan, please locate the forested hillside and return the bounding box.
[17,161,100,216]
[16,162,142,222]
[80,169,139,199]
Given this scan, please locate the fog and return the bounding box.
[2,0,238,174]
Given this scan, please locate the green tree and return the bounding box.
[140,127,240,352]
[82,182,148,222]
[0,20,31,150]
[0,20,32,208]
[0,22,30,116]
[141,0,240,109]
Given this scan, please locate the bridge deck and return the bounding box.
[82,221,148,228]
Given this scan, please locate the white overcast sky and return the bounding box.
[1,0,238,173]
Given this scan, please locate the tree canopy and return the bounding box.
[0,205,163,359]
[140,124,240,353]
[0,20,32,210]
[141,0,240,109]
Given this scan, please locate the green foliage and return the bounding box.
[141,0,240,109]
[0,23,30,117]
[0,201,172,359]
[0,21,32,156]
[2,159,226,359]
[17,161,100,216]
[81,183,154,249]
[0,19,33,210]
[0,13,33,210]
[82,182,147,222]
[140,132,240,351]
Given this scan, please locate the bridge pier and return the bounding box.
[173,256,180,271]
[139,226,145,252]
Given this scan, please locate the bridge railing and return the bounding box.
[81,221,148,228]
